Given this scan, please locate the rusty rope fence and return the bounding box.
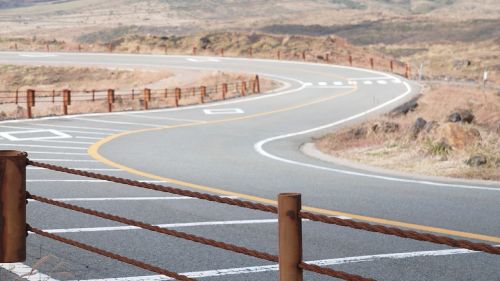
[1,153,499,281]
[0,76,261,119]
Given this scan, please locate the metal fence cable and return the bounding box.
[28,193,279,263]
[27,160,278,214]
[299,211,500,255]
[28,226,195,281]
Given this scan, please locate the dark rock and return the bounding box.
[466,155,487,167]
[410,117,427,138]
[448,112,461,122]
[459,110,474,123]
[390,96,420,117]
[199,36,211,49]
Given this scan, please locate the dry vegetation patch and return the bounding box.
[315,84,500,181]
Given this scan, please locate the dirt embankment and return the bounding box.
[315,84,500,181]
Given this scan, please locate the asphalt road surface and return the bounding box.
[0,52,498,281]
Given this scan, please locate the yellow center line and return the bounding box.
[87,73,500,244]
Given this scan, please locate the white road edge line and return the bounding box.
[39,219,278,234]
[254,81,499,192]
[0,144,87,150]
[71,117,162,128]
[47,246,496,281]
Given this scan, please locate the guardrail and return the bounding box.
[0,76,261,119]
[1,151,498,280]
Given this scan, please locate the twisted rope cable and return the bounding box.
[28,193,279,263]
[299,262,376,281]
[29,227,194,281]
[28,160,278,214]
[299,211,500,255]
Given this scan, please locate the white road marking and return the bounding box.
[348,77,393,80]
[0,129,71,141]
[124,114,205,123]
[303,82,313,86]
[28,167,120,171]
[377,80,388,84]
[26,180,169,183]
[333,81,344,86]
[363,80,373,85]
[0,262,59,281]
[254,81,500,192]
[68,247,495,281]
[392,79,402,83]
[18,53,58,58]
[0,125,111,135]
[72,117,161,127]
[203,108,244,115]
[30,159,98,162]
[348,81,358,85]
[32,139,94,145]
[30,123,123,132]
[40,219,278,234]
[28,196,237,202]
[186,58,199,62]
[318,82,328,86]
[25,151,88,155]
[0,144,86,150]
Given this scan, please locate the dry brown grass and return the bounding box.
[315,83,500,181]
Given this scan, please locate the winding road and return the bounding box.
[0,52,498,281]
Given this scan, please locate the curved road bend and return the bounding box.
[0,52,498,281]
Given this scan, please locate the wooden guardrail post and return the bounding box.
[220,48,224,57]
[222,83,227,100]
[348,55,353,66]
[26,89,35,119]
[144,88,151,110]
[46,44,49,52]
[0,150,27,263]
[325,53,330,63]
[278,193,303,281]
[108,43,113,53]
[277,50,281,60]
[248,48,253,58]
[174,88,181,107]
[78,44,82,52]
[52,90,55,103]
[107,89,115,112]
[164,89,168,99]
[405,64,410,79]
[62,89,71,115]
[390,60,394,72]
[200,86,206,104]
[241,81,247,97]
[255,75,260,93]
[131,89,135,100]
[302,51,306,61]
[192,47,197,56]
[370,57,374,69]
[92,90,95,102]
[15,89,18,105]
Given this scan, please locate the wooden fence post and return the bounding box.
[15,89,18,105]
[278,193,303,281]
[0,150,27,263]
[200,86,206,104]
[92,90,95,102]
[255,75,261,93]
[325,53,330,63]
[349,55,353,66]
[277,50,281,60]
[241,81,247,96]
[220,48,224,57]
[370,57,374,69]
[302,51,306,61]
[192,47,197,56]
[107,89,115,112]
[62,89,71,115]
[174,88,180,107]
[143,88,151,110]
[222,83,227,100]
[390,60,394,72]
[26,89,35,119]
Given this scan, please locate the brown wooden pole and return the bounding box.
[370,57,374,69]
[143,88,151,110]
[62,89,70,115]
[200,86,206,104]
[15,89,18,105]
[0,150,27,263]
[192,47,197,56]
[349,55,353,66]
[278,193,303,281]
[325,53,330,63]
[277,50,281,60]
[220,48,224,57]
[241,81,246,97]
[107,89,115,112]
[248,48,253,58]
[92,90,95,102]
[132,89,135,100]
[222,83,227,100]
[52,90,55,103]
[26,89,35,119]
[405,64,410,79]
[255,75,261,93]
[390,60,394,72]
[174,88,180,107]
[302,51,306,61]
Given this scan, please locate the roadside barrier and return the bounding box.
[0,76,261,119]
[1,152,498,281]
